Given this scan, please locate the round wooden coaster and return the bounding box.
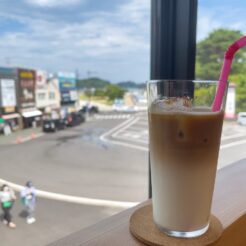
[129,204,223,246]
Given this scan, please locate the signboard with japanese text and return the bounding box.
[57,72,76,91]
[61,91,71,102]
[57,72,77,103]
[0,79,17,107]
[18,69,36,108]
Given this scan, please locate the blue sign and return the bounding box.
[57,72,77,91]
[0,67,16,75]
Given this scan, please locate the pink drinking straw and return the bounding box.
[212,36,246,112]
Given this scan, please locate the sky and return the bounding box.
[0,0,245,83]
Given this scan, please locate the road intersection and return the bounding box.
[1,111,246,245]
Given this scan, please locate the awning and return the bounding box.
[2,113,21,120]
[22,110,43,118]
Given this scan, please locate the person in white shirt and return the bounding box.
[21,181,37,224]
[0,184,16,228]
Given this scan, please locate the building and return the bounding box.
[35,71,61,119]
[57,72,79,116]
[17,68,42,128]
[0,67,21,131]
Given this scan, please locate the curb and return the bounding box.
[0,178,139,209]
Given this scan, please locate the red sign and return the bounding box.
[36,70,47,88]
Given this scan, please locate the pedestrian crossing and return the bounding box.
[94,114,131,120]
[103,113,246,151]
[108,115,149,147]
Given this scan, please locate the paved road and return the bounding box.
[0,116,148,202]
[0,113,148,246]
[1,193,122,246]
[1,111,246,246]
[105,112,246,169]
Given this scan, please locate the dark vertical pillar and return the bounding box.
[149,0,198,198]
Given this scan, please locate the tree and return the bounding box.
[196,29,246,80]
[94,88,105,97]
[104,84,125,101]
[194,84,216,107]
[229,74,246,112]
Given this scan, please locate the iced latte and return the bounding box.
[149,99,224,237]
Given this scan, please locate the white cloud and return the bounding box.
[25,0,84,7]
[197,8,222,41]
[119,0,149,24]
[0,0,150,82]
[197,6,246,41]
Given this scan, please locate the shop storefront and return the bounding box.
[17,68,43,128]
[0,67,21,132]
[21,108,42,128]
[2,113,21,131]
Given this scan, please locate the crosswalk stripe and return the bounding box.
[94,114,131,120]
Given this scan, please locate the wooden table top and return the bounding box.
[50,161,246,246]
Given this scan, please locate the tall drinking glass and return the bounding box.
[148,80,227,238]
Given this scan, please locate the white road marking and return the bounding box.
[94,114,130,120]
[115,134,148,144]
[221,133,246,140]
[100,138,148,151]
[100,117,136,140]
[0,179,139,209]
[100,116,149,151]
[220,139,246,149]
[101,115,246,153]
[112,117,140,138]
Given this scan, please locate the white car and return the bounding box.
[237,112,246,125]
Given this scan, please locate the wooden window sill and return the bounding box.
[50,161,246,246]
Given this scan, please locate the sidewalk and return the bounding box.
[0,127,44,145]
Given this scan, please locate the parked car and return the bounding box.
[237,112,246,125]
[43,119,66,132]
[66,112,85,127]
[80,105,99,114]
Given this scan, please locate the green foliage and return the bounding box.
[78,77,126,102]
[117,81,146,89]
[194,84,216,107]
[94,89,105,97]
[229,75,246,112]
[196,28,246,113]
[104,84,125,101]
[84,89,93,98]
[196,29,246,80]
[77,77,110,89]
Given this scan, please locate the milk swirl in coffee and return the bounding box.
[149,98,224,234]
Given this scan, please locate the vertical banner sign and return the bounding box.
[58,72,77,103]
[225,84,236,119]
[1,79,17,107]
[36,70,47,89]
[18,69,36,108]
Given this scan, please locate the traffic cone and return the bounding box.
[16,136,22,144]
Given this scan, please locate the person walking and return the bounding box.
[0,184,16,228]
[21,181,37,224]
